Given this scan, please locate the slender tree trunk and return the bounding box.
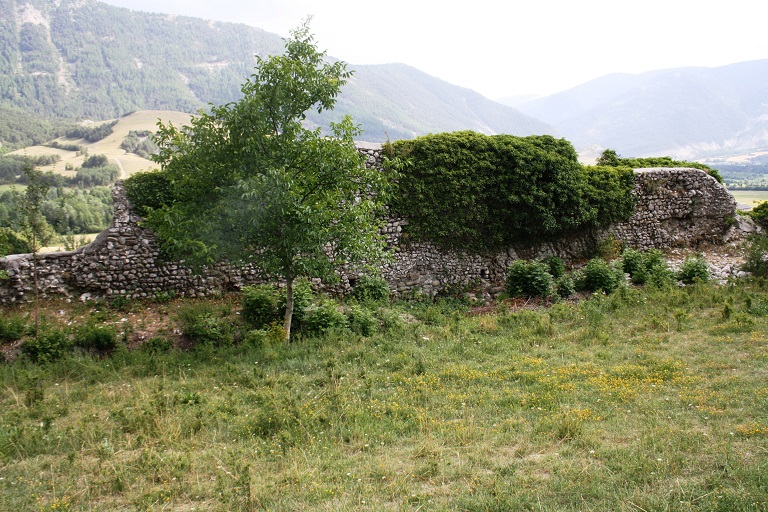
[283,272,294,343]
[32,234,39,340]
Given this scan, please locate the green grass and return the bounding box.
[1,282,768,510]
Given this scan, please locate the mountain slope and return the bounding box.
[0,0,549,146]
[311,64,549,141]
[516,60,768,159]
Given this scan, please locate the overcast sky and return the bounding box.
[100,0,767,99]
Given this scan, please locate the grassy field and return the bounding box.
[1,279,767,511]
[7,110,191,178]
[729,190,768,209]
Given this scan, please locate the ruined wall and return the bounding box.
[0,143,742,303]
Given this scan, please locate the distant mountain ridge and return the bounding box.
[516,60,768,161]
[0,0,549,146]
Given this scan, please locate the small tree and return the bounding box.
[144,20,391,342]
[16,165,55,338]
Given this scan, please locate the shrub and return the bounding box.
[578,258,622,294]
[621,248,645,282]
[678,257,710,284]
[741,234,768,277]
[0,314,27,342]
[241,284,281,328]
[176,303,233,347]
[506,259,555,299]
[21,329,70,363]
[747,202,768,230]
[541,256,565,279]
[73,323,117,350]
[621,248,669,285]
[377,308,407,334]
[645,263,676,288]
[346,304,378,336]
[555,275,575,299]
[350,275,390,303]
[242,323,285,348]
[301,298,348,337]
[141,336,173,354]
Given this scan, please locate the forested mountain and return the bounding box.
[515,60,768,160]
[0,0,548,148]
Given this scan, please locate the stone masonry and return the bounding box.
[0,143,742,303]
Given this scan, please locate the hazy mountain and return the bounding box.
[516,61,768,161]
[0,0,549,147]
[495,95,540,108]
[313,64,549,141]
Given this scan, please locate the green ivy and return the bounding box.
[124,170,174,217]
[391,131,635,252]
[598,149,723,183]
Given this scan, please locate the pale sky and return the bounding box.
[100,0,768,99]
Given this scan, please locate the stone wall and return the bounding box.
[0,143,742,303]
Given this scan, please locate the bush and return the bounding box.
[621,248,669,285]
[21,329,70,363]
[141,336,173,354]
[742,234,768,277]
[747,202,768,230]
[555,275,575,299]
[176,303,233,347]
[678,257,710,284]
[506,259,555,299]
[645,263,676,288]
[0,314,27,342]
[73,323,117,350]
[346,304,378,336]
[377,308,406,334]
[350,275,390,303]
[301,298,348,337]
[578,258,622,294]
[541,256,565,279]
[242,323,285,348]
[241,284,280,328]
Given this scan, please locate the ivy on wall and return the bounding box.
[390,131,635,252]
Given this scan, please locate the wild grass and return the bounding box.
[1,281,768,510]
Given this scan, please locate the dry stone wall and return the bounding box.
[0,143,742,303]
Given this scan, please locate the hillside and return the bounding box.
[8,110,190,177]
[0,0,549,147]
[516,60,768,161]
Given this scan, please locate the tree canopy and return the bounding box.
[133,20,391,341]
